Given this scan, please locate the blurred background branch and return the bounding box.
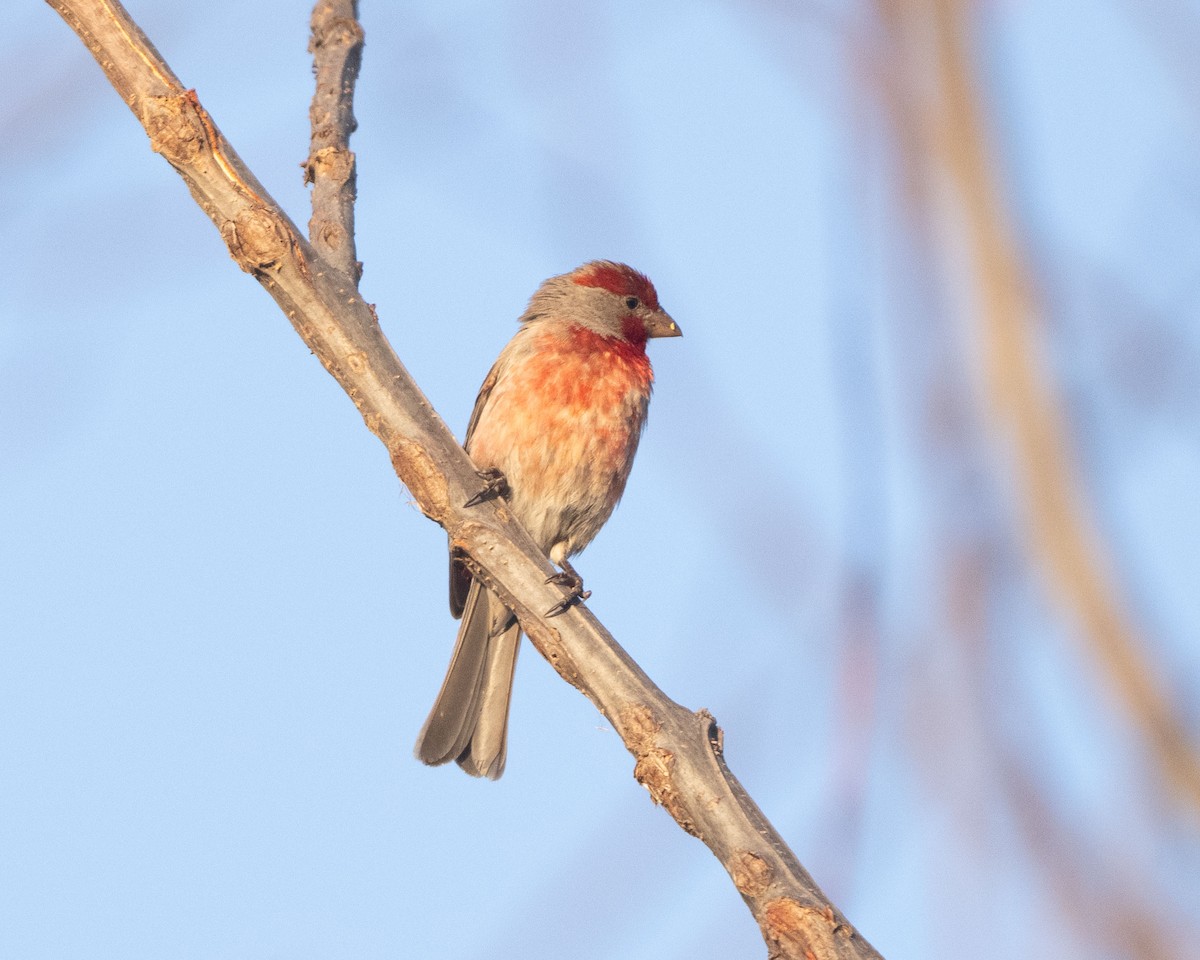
[918,0,1200,813]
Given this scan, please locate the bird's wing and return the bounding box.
[463,358,502,450]
[451,357,504,618]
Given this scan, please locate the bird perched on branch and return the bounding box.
[415,261,681,778]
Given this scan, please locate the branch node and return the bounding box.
[141,92,206,165]
[303,145,356,187]
[763,899,857,960]
[308,12,365,56]
[728,850,775,898]
[389,438,450,522]
[221,207,293,274]
[633,746,698,836]
[619,703,660,753]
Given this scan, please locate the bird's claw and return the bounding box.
[545,589,591,618]
[544,570,590,617]
[463,468,509,508]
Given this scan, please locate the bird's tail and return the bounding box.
[414,580,521,779]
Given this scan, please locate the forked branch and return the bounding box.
[46,2,884,956]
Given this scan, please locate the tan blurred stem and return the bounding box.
[908,0,1200,812]
[45,1,884,956]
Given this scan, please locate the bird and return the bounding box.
[414,261,681,779]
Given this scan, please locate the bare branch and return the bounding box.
[46,1,885,956]
[305,0,363,280]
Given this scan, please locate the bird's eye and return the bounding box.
[624,297,640,310]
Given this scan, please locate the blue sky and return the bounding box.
[4,2,1199,958]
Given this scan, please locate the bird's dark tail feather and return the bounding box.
[414,580,521,779]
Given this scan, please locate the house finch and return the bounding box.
[415,261,681,779]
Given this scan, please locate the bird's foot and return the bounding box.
[545,561,590,617]
[463,468,509,508]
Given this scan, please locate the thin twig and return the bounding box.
[46,1,884,957]
[305,0,363,280]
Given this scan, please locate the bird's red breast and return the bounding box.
[466,321,654,552]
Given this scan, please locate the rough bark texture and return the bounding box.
[305,0,363,281]
[46,2,885,957]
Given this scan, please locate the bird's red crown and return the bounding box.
[571,261,660,312]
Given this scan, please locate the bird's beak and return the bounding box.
[645,310,682,339]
